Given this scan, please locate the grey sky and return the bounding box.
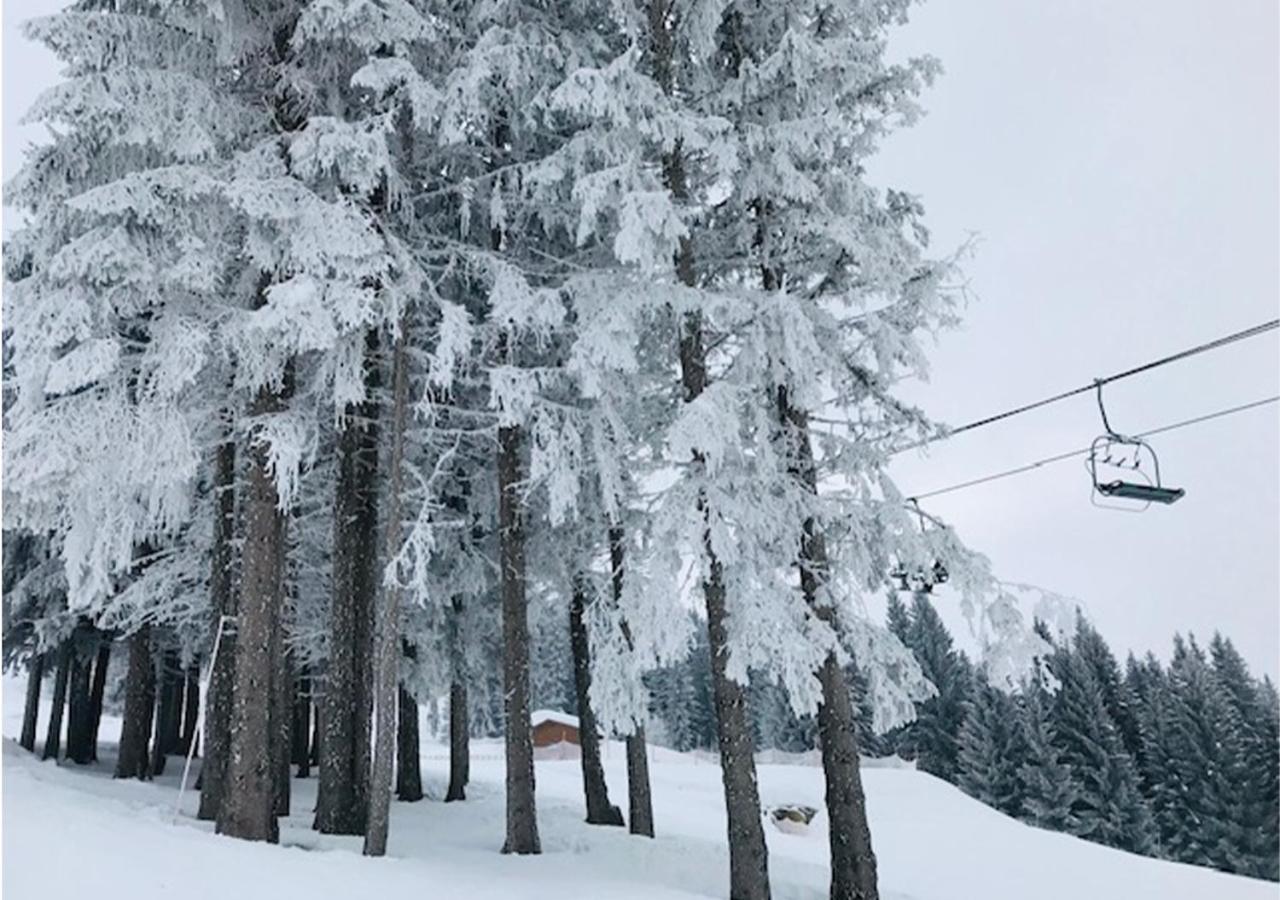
[4,1,1278,675]
[871,0,1279,677]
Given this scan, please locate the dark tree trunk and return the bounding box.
[445,596,469,802]
[570,579,623,826]
[626,731,654,837]
[115,626,155,780]
[293,666,312,778]
[198,429,237,821]
[777,387,879,900]
[666,164,770,899]
[366,325,408,857]
[311,699,321,767]
[272,643,292,818]
[66,641,95,765]
[180,663,200,756]
[20,652,44,752]
[396,684,423,802]
[396,643,423,803]
[646,4,770,884]
[608,527,655,837]
[87,639,112,762]
[446,680,469,801]
[499,422,540,855]
[42,642,71,761]
[151,648,182,776]
[704,559,772,900]
[316,334,379,836]
[217,380,289,844]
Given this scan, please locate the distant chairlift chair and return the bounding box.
[1088,381,1185,507]
[890,499,951,593]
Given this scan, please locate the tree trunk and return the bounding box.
[667,178,771,900]
[498,421,540,855]
[88,639,112,762]
[180,663,200,756]
[570,578,623,826]
[293,666,312,778]
[66,641,94,765]
[608,527,654,837]
[777,387,878,900]
[199,430,237,821]
[115,626,155,780]
[446,680,470,802]
[217,380,289,844]
[316,333,380,836]
[397,642,424,803]
[446,596,469,802]
[151,648,182,776]
[396,683,424,802]
[365,324,408,857]
[272,634,292,818]
[20,652,44,752]
[625,731,654,837]
[42,642,71,761]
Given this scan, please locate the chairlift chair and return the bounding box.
[890,500,951,593]
[1088,382,1185,507]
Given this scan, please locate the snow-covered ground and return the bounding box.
[2,677,1273,900]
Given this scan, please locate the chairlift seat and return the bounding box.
[1096,480,1185,504]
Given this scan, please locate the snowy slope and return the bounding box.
[2,677,1273,900]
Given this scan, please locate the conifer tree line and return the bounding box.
[662,587,1279,882]
[6,0,1066,897]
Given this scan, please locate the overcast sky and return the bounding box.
[4,1,1278,675]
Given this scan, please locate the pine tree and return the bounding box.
[1017,681,1080,832]
[1049,640,1153,855]
[906,593,973,781]
[956,674,1022,817]
[1210,634,1279,879]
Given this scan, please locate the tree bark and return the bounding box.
[20,651,44,753]
[199,430,237,821]
[293,665,312,778]
[66,639,95,765]
[446,679,470,801]
[570,578,624,826]
[365,323,408,857]
[777,387,878,900]
[499,421,540,854]
[42,642,71,761]
[151,647,182,776]
[272,632,292,818]
[446,596,470,802]
[180,663,200,756]
[316,333,380,836]
[608,527,654,837]
[396,683,424,802]
[115,625,155,780]
[87,639,112,762]
[397,642,424,802]
[217,379,289,844]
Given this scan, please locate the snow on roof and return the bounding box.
[530,709,579,729]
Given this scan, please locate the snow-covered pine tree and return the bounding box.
[1209,634,1280,879]
[956,672,1022,817]
[1048,635,1153,855]
[903,592,974,781]
[1017,678,1080,832]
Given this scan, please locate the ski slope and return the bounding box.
[2,677,1273,900]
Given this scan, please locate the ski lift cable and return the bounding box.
[896,318,1279,454]
[907,394,1279,503]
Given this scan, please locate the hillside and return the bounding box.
[3,678,1273,900]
